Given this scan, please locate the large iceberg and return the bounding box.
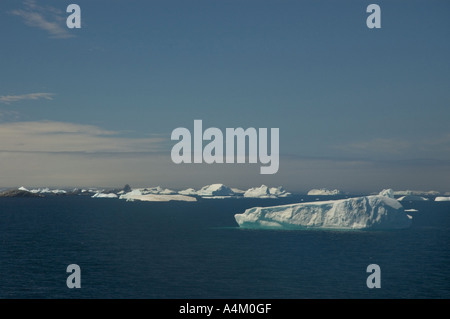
[234,190,412,230]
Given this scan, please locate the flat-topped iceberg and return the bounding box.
[235,190,412,230]
[92,192,118,198]
[435,196,450,202]
[119,189,196,202]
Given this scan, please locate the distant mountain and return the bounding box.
[0,189,42,198]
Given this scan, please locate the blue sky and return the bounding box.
[1,0,449,192]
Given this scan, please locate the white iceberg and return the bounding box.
[92,192,118,198]
[18,186,29,192]
[243,185,292,198]
[435,196,450,202]
[231,188,246,195]
[197,184,235,197]
[378,188,394,198]
[397,195,428,201]
[140,186,177,195]
[28,187,66,194]
[51,189,67,194]
[234,194,412,230]
[178,188,198,196]
[394,190,440,196]
[244,185,274,198]
[307,188,342,196]
[270,186,292,198]
[119,188,196,202]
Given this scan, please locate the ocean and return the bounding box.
[1,195,449,299]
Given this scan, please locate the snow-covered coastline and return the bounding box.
[2,183,293,202]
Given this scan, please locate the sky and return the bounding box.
[0,0,449,193]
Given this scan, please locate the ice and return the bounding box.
[92,192,118,198]
[142,186,177,195]
[378,188,394,198]
[234,195,412,230]
[435,196,450,201]
[28,187,66,194]
[307,188,342,195]
[394,190,440,196]
[244,185,273,198]
[119,188,196,202]
[243,185,292,198]
[196,184,235,197]
[269,186,292,198]
[397,195,429,201]
[231,188,246,195]
[178,188,198,196]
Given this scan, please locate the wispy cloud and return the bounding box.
[0,92,55,104]
[336,138,412,155]
[334,135,450,161]
[0,121,165,154]
[10,0,73,39]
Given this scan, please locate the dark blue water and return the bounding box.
[1,196,449,298]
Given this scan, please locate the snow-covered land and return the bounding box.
[307,188,342,196]
[234,189,412,230]
[435,196,450,202]
[19,186,67,194]
[85,183,294,202]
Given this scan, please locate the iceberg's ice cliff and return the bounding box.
[234,190,412,230]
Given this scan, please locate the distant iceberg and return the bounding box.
[244,185,291,198]
[144,186,177,195]
[394,190,440,196]
[307,188,342,196]
[86,183,294,201]
[19,187,67,195]
[92,192,118,198]
[234,189,412,230]
[119,188,196,202]
[178,188,198,196]
[435,196,450,202]
[397,195,429,201]
[196,184,235,197]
